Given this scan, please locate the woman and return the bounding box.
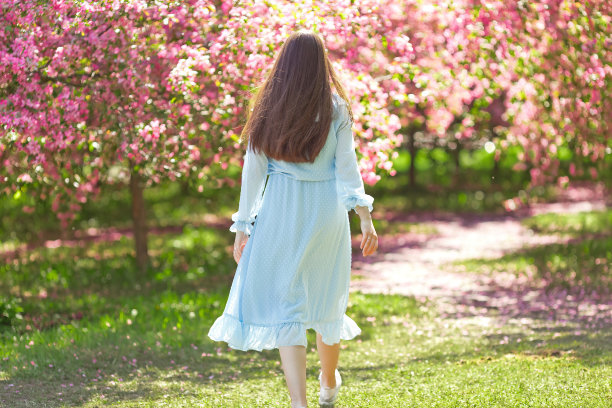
[208,29,379,408]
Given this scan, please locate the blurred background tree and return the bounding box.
[1,0,610,272]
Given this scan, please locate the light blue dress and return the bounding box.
[207,92,374,351]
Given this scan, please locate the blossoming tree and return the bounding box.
[0,0,404,272]
[473,0,611,210]
[1,0,609,273]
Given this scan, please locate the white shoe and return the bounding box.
[318,368,342,407]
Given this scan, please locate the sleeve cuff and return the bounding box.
[229,220,254,235]
[343,194,374,213]
[229,212,255,235]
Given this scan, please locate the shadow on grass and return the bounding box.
[2,202,611,405]
[2,283,610,407]
[0,226,238,331]
[446,234,612,330]
[411,327,612,371]
[0,289,428,407]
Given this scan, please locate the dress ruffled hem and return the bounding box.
[207,313,362,352]
[343,194,374,213]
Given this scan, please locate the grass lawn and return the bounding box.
[1,209,611,407]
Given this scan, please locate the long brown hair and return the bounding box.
[240,29,353,163]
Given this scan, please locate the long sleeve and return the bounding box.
[333,99,374,213]
[229,141,269,235]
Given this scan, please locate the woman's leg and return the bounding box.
[316,331,340,387]
[279,345,308,407]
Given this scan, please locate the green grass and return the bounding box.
[2,175,612,408]
[0,226,237,334]
[521,209,612,236]
[1,214,611,406]
[1,287,610,407]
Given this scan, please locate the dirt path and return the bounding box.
[349,183,612,328]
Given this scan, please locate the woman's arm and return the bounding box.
[333,100,374,214]
[229,141,269,234]
[230,141,269,262]
[333,100,378,256]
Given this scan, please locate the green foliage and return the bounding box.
[371,144,536,212]
[0,296,23,327]
[0,180,239,247]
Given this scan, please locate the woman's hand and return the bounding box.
[354,205,378,257]
[359,217,378,257]
[233,231,249,264]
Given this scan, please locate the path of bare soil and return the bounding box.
[349,183,612,328]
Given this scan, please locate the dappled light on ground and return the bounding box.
[351,184,612,330]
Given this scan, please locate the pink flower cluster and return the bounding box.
[1,0,608,227]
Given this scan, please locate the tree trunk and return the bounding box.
[408,131,416,188]
[181,180,190,196]
[453,140,461,185]
[130,167,149,275]
[492,147,500,186]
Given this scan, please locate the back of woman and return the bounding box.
[267,93,349,182]
[208,29,379,408]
